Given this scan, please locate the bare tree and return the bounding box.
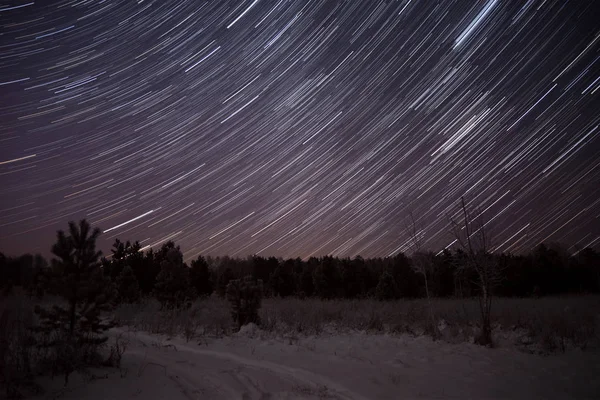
[406,212,438,339]
[449,197,502,346]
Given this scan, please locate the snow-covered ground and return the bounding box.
[39,325,600,400]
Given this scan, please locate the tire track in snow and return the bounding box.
[124,330,369,400]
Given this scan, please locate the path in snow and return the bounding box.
[44,327,600,399]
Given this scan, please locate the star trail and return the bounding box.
[0,0,599,261]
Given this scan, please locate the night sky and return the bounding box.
[1,0,599,261]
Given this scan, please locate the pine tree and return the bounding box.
[312,256,340,298]
[189,255,213,298]
[34,220,115,385]
[116,265,141,303]
[153,246,195,309]
[297,267,314,297]
[216,267,235,297]
[136,248,160,295]
[27,254,49,298]
[269,262,295,297]
[102,239,141,280]
[375,269,399,300]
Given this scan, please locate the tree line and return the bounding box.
[1,227,598,303]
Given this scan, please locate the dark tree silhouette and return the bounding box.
[0,253,48,295]
[406,211,439,336]
[2,224,598,305]
[390,253,420,298]
[216,267,235,297]
[102,239,138,279]
[190,255,213,298]
[338,258,362,298]
[153,244,195,309]
[116,265,141,304]
[296,259,316,297]
[137,248,161,294]
[312,256,340,298]
[269,260,295,297]
[226,276,263,329]
[34,219,115,385]
[571,247,600,293]
[432,249,455,297]
[375,268,399,300]
[449,197,502,346]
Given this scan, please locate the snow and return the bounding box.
[38,326,600,399]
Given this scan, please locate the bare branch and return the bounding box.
[448,196,502,346]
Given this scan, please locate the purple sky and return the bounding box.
[1,0,599,261]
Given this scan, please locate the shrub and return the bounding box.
[226,276,263,329]
[103,333,128,368]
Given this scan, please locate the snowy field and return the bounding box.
[38,325,600,400]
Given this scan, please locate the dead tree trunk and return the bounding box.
[450,197,502,346]
[406,212,439,339]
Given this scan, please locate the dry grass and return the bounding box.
[2,293,596,396]
[113,295,600,353]
[114,297,232,339]
[0,292,44,398]
[1,292,123,398]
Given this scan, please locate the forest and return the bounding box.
[2,233,599,302]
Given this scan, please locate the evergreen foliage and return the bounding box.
[137,248,161,295]
[297,265,315,297]
[102,239,140,279]
[375,269,399,300]
[312,256,340,298]
[189,255,213,298]
[116,265,141,304]
[269,261,295,297]
[0,253,48,296]
[33,219,115,385]
[216,267,235,297]
[2,233,599,303]
[153,244,195,309]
